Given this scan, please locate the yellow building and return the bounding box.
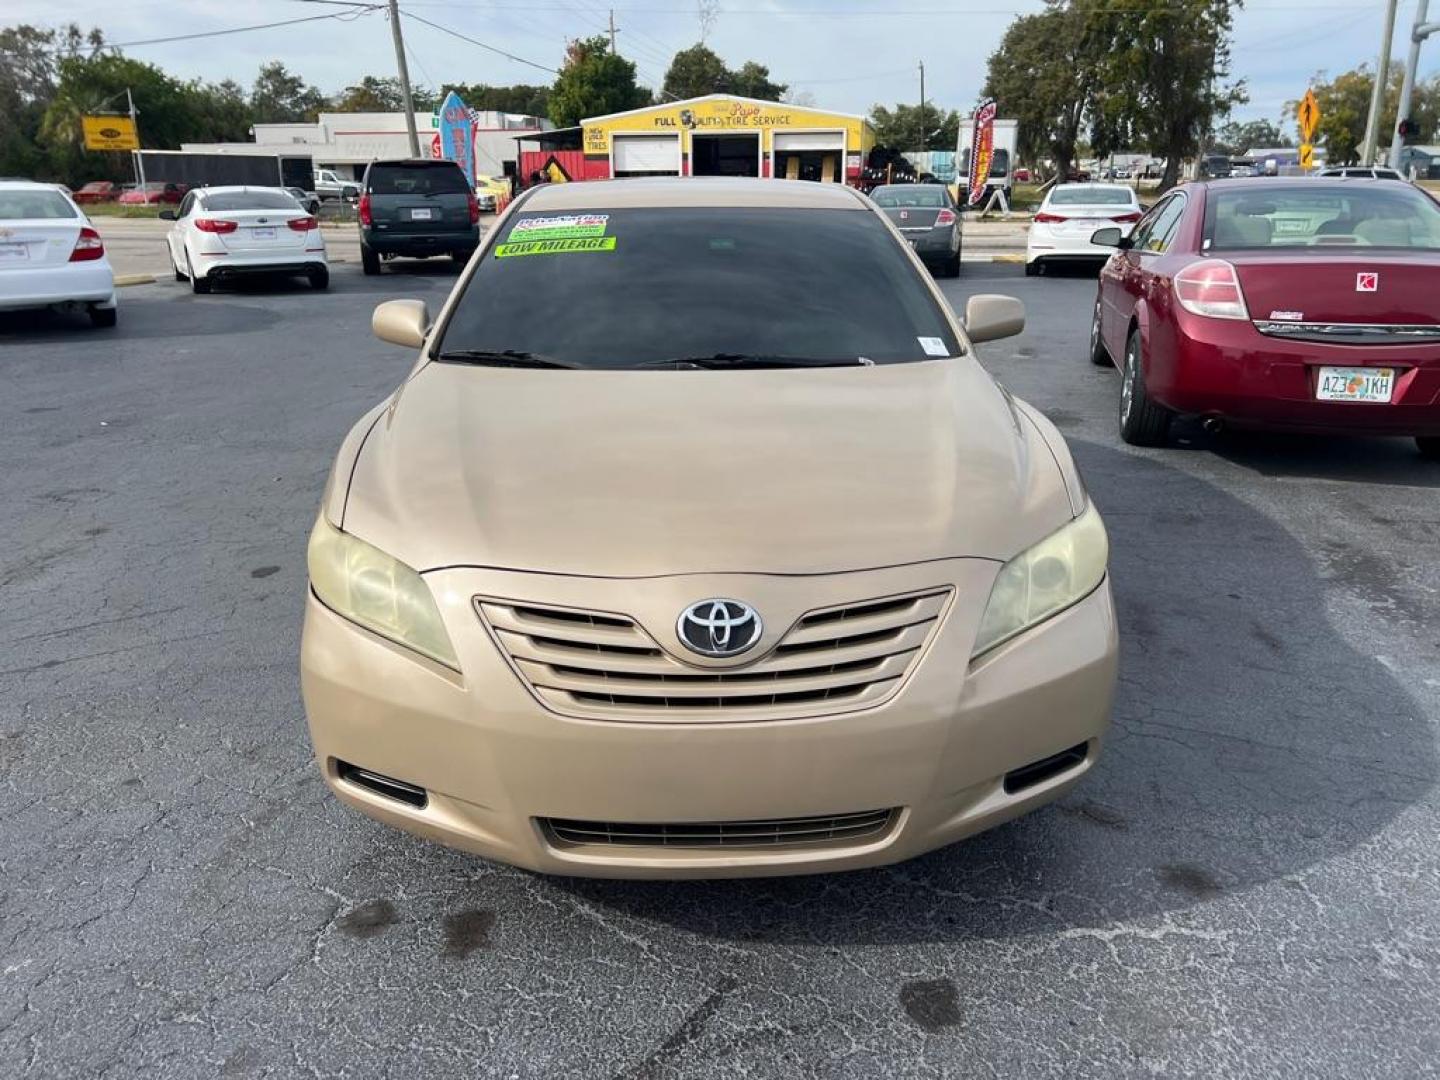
[579,94,876,183]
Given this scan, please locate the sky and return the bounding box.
[11,0,1437,136]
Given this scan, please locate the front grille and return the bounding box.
[1253,320,1440,345]
[476,589,950,721]
[541,809,897,848]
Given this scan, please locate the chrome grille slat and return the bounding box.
[477,589,950,720]
[542,809,897,848]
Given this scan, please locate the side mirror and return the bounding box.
[157,209,176,221]
[964,294,1025,344]
[1090,226,1130,249]
[372,299,430,349]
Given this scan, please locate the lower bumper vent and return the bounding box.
[1003,743,1088,795]
[336,760,428,808]
[541,808,897,848]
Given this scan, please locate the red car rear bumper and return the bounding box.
[1147,314,1440,436]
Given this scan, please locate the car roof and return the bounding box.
[519,177,868,211]
[0,179,63,190]
[1194,176,1412,191]
[192,185,289,194]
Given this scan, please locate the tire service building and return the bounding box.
[517,95,876,185]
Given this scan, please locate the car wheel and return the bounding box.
[88,305,117,328]
[308,267,330,291]
[361,244,380,275]
[1089,294,1112,366]
[451,250,470,265]
[1118,328,1173,447]
[1024,260,1041,277]
[941,252,961,278]
[170,247,185,282]
[1416,436,1440,460]
[186,252,211,294]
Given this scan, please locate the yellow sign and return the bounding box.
[580,96,873,161]
[82,115,139,151]
[1297,90,1321,144]
[1299,143,1315,169]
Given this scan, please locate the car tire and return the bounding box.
[1089,294,1112,366]
[1118,328,1172,447]
[941,252,961,278]
[187,252,211,295]
[1416,436,1440,460]
[1025,260,1042,277]
[88,305,117,328]
[451,249,473,266]
[171,251,184,282]
[308,267,330,291]
[361,244,380,275]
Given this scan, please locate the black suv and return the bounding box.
[358,159,479,274]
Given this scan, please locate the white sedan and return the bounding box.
[163,186,328,294]
[0,180,117,327]
[1025,183,1143,276]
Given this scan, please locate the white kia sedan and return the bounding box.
[1025,183,1143,276]
[0,180,117,327]
[162,186,328,293]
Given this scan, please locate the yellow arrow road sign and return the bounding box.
[1298,89,1321,143]
[1299,143,1315,169]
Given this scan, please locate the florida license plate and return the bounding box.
[250,227,276,240]
[1316,366,1395,403]
[410,207,433,220]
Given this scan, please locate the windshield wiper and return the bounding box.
[633,353,873,370]
[434,349,583,369]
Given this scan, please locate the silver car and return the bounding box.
[869,184,962,277]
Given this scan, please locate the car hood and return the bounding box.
[341,357,1074,577]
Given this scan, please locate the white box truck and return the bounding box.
[956,118,1019,204]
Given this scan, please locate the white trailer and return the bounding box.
[956,118,1019,201]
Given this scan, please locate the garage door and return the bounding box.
[612,134,681,175]
[773,132,845,152]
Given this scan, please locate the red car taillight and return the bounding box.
[286,216,318,232]
[1033,211,1066,224]
[69,226,104,262]
[466,192,480,224]
[934,208,957,227]
[194,218,238,234]
[1112,211,1143,223]
[1174,259,1250,321]
[358,193,372,226]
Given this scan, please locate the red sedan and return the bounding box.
[1089,177,1440,458]
[73,181,118,204]
[117,182,187,205]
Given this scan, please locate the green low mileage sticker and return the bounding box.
[494,236,617,257]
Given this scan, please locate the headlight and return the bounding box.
[307,517,460,670]
[972,502,1109,657]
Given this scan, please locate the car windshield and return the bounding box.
[199,191,301,211]
[872,187,949,209]
[0,190,77,220]
[1205,185,1440,249]
[1050,186,1135,206]
[437,207,962,369]
[367,164,470,196]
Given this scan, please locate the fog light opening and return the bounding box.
[336,760,428,808]
[1003,742,1088,795]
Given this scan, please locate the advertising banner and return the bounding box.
[437,91,475,187]
[968,98,997,206]
[82,115,139,152]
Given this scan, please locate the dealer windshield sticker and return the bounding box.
[918,336,949,356]
[494,236,617,257]
[509,214,610,241]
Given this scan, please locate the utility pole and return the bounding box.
[918,61,926,151]
[609,9,619,53]
[1360,0,1399,165]
[127,87,146,189]
[387,0,422,158]
[1389,0,1438,171]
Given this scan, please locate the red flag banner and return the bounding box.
[968,98,997,207]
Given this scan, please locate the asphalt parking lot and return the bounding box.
[2,258,1438,1078]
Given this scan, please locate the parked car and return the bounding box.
[118,182,187,205]
[1013,167,1032,183]
[0,180,116,327]
[161,186,327,293]
[1089,177,1440,457]
[301,177,1117,879]
[869,183,962,276]
[1319,165,1405,181]
[313,168,359,202]
[474,174,510,213]
[1026,183,1142,275]
[73,181,118,204]
[1229,164,1256,178]
[284,186,322,215]
[357,158,479,274]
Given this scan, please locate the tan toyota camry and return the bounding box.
[301,177,1118,878]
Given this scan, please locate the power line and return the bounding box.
[110,7,380,50]
[400,10,562,73]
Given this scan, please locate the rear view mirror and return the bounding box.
[1090,226,1124,247]
[372,299,430,349]
[157,209,176,221]
[964,294,1025,344]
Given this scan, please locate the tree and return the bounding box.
[984,3,1103,178]
[330,75,435,113]
[0,23,103,180]
[662,44,730,100]
[439,83,551,118]
[190,78,254,143]
[251,62,325,123]
[1091,0,1245,187]
[549,36,650,127]
[729,61,786,102]
[1210,118,1291,156]
[867,103,959,151]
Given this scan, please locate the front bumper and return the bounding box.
[0,261,115,311]
[301,559,1118,878]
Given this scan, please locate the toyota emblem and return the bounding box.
[676,599,763,658]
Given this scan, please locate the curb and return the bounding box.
[115,274,157,287]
